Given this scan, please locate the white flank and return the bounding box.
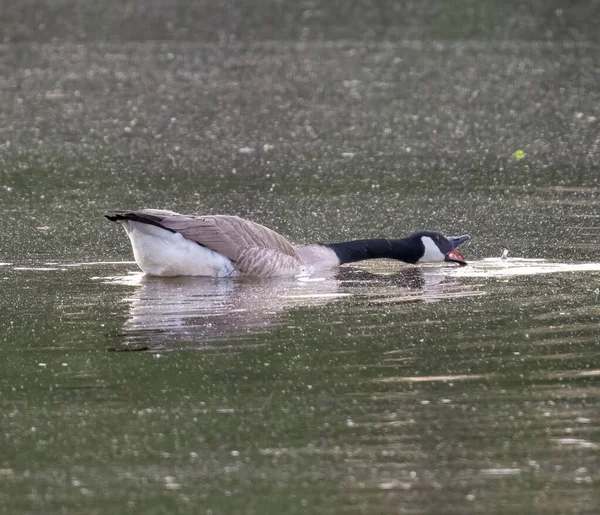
[120,221,235,277]
[418,236,445,263]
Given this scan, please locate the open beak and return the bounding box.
[444,234,470,266]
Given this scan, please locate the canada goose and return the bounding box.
[106,209,470,277]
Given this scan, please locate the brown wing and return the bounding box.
[233,247,307,277]
[137,210,299,262]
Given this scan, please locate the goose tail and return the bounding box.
[105,210,175,232]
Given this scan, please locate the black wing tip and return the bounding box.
[105,210,129,222]
[104,210,176,233]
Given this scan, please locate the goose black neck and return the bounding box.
[323,238,421,265]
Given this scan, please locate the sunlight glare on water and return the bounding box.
[452,257,600,277]
[1,6,600,512]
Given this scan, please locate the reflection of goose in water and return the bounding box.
[105,265,476,350]
[338,266,479,305]
[114,271,344,348]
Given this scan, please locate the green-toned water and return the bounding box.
[2,261,600,514]
[1,3,600,513]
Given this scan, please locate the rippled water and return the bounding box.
[1,8,600,513]
[2,254,600,513]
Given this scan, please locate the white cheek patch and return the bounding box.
[418,237,445,263]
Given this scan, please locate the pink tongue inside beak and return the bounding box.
[447,249,466,263]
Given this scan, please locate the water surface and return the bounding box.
[1,14,600,515]
[2,254,600,513]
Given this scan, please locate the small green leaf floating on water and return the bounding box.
[514,149,525,160]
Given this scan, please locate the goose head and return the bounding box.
[409,231,470,265]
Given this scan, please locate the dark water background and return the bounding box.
[1,2,600,513]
